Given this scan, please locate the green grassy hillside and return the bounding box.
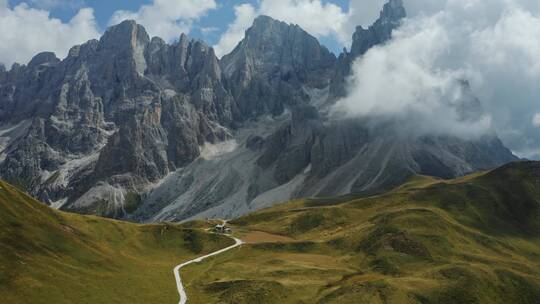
[3,162,540,304]
[181,161,540,303]
[0,180,233,304]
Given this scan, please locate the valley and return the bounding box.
[0,180,233,304]
[2,161,540,303]
[0,1,539,303]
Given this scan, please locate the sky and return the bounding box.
[1,0,353,63]
[1,0,540,159]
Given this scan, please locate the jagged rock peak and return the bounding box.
[252,15,284,27]
[67,39,99,58]
[245,15,325,49]
[329,0,407,98]
[240,15,301,48]
[149,36,166,46]
[220,14,336,118]
[350,0,406,58]
[100,19,150,50]
[221,14,335,79]
[381,0,407,24]
[249,15,303,33]
[28,52,60,68]
[98,20,151,75]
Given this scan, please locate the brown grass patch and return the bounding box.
[241,231,296,244]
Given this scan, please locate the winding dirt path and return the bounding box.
[173,235,243,304]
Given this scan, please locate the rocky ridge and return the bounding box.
[0,1,517,221]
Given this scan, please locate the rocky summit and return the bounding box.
[0,1,517,222]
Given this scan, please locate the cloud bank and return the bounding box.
[214,4,257,58]
[533,114,540,127]
[0,1,99,67]
[332,15,491,139]
[332,0,540,158]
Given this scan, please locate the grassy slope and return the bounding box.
[0,181,234,304]
[183,162,540,304]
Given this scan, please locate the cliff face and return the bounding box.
[0,20,235,215]
[221,15,336,118]
[0,1,518,221]
[330,0,407,98]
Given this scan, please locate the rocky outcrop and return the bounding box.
[330,0,406,98]
[0,20,235,217]
[350,0,406,58]
[130,111,516,222]
[221,15,336,118]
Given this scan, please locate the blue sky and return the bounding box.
[7,0,351,54]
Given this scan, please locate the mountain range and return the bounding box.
[0,0,517,222]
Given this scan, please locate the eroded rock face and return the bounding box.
[0,1,518,221]
[221,15,336,118]
[351,0,406,58]
[0,20,236,217]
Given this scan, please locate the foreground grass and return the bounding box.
[2,162,540,303]
[183,162,540,303]
[0,181,233,304]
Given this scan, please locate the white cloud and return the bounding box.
[0,2,99,67]
[346,0,384,28]
[214,0,349,58]
[338,0,449,47]
[259,0,349,41]
[213,0,540,152]
[533,114,540,127]
[334,0,540,155]
[109,0,217,42]
[332,14,492,139]
[200,26,219,35]
[472,8,540,77]
[214,3,257,57]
